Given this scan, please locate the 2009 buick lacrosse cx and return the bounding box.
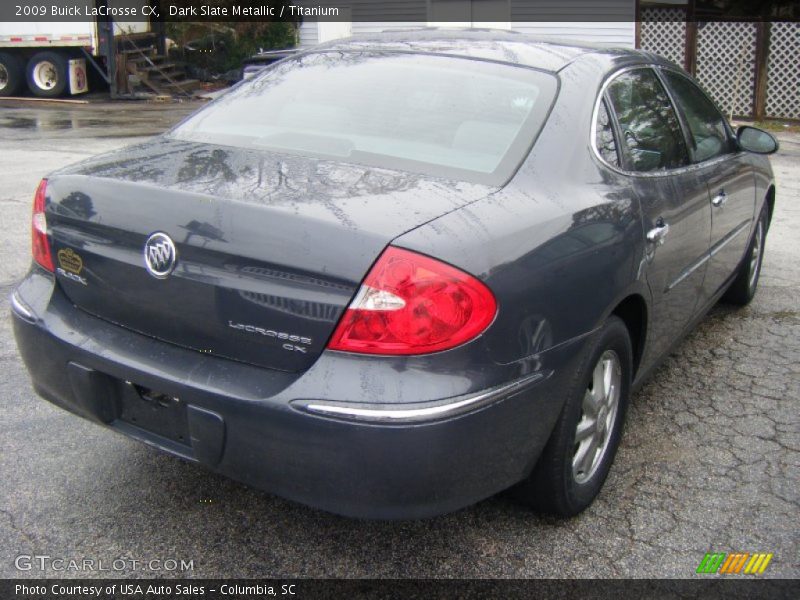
[12,30,777,519]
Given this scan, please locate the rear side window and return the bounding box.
[605,68,689,172]
[170,52,558,186]
[595,99,620,167]
[662,70,733,163]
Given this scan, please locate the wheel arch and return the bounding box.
[765,184,776,229]
[609,293,648,379]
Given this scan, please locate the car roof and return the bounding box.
[311,28,656,73]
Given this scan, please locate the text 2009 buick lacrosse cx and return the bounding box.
[12,31,777,519]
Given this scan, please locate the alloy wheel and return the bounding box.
[572,349,621,484]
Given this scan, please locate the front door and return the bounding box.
[702,161,755,297]
[659,69,756,301]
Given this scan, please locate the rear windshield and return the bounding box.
[169,52,557,185]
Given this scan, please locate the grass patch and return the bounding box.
[750,120,800,134]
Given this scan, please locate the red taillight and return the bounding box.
[32,178,54,272]
[328,247,497,355]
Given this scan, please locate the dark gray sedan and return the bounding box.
[12,30,777,519]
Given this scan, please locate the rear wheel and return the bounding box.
[723,204,768,306]
[0,52,24,97]
[515,316,632,516]
[26,51,69,98]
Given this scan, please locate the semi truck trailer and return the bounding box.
[0,1,162,97]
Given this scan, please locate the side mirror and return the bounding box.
[737,126,779,155]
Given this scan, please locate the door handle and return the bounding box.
[712,189,728,207]
[646,219,670,245]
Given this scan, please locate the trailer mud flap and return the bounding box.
[68,58,88,94]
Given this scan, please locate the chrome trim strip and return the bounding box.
[666,221,750,292]
[666,254,710,292]
[10,291,35,323]
[709,221,750,258]
[296,372,545,423]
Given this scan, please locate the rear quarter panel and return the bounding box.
[395,54,650,366]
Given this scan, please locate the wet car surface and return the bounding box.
[1,82,798,577]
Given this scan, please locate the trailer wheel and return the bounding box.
[26,51,69,97]
[0,52,24,97]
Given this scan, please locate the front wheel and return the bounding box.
[723,204,768,306]
[26,51,69,98]
[515,316,632,516]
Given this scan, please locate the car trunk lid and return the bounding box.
[45,138,495,372]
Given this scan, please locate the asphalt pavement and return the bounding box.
[0,100,797,579]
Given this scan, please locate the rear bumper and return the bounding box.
[11,269,576,519]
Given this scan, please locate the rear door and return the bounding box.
[658,68,756,300]
[599,67,711,366]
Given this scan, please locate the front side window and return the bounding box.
[605,68,689,173]
[170,52,558,185]
[662,70,733,163]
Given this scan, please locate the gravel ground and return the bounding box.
[0,101,797,579]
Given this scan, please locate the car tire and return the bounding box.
[515,316,632,516]
[722,204,768,306]
[26,51,69,98]
[0,52,24,97]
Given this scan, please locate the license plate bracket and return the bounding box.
[119,382,191,447]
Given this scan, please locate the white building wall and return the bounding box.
[299,20,634,49]
[299,21,423,47]
[297,1,636,49]
[511,22,635,46]
[298,21,320,47]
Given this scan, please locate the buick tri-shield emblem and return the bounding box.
[143,232,177,279]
